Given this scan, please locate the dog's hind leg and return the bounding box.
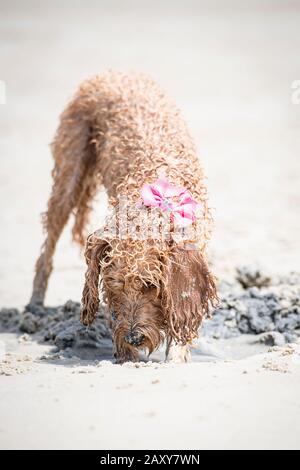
[28,97,99,308]
[71,157,101,247]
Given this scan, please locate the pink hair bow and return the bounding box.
[140,175,200,227]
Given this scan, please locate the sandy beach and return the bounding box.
[0,0,300,449]
[1,334,299,450]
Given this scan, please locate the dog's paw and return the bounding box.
[25,301,45,315]
[165,344,191,363]
[114,352,139,365]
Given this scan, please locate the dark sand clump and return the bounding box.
[0,300,112,358]
[202,268,300,345]
[1,267,300,356]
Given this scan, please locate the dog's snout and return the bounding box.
[124,331,145,346]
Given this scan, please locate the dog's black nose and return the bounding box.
[124,331,145,346]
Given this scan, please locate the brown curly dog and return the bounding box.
[29,71,217,363]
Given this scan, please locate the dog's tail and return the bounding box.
[48,93,102,248]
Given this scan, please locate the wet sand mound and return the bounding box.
[202,268,300,344]
[0,300,112,359]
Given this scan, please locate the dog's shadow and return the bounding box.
[36,336,165,368]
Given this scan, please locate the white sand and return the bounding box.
[0,336,300,450]
[0,0,300,449]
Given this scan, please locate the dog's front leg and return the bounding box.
[165,340,191,363]
[113,344,139,364]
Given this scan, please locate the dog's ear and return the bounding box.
[162,244,218,344]
[81,233,111,326]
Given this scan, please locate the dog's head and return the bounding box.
[81,233,217,363]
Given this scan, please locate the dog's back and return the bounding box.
[29,71,212,314]
[55,71,205,202]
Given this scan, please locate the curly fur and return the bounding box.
[29,71,218,363]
